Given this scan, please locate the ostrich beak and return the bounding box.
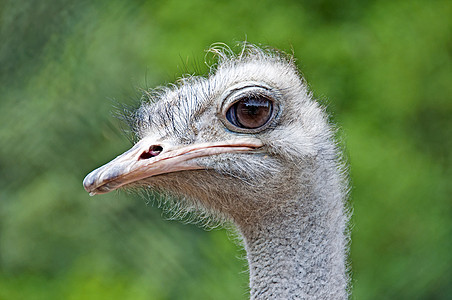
[83,137,263,195]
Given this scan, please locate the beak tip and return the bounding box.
[83,170,115,196]
[83,171,97,194]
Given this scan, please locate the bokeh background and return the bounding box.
[1,0,451,299]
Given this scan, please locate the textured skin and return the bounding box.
[127,45,350,299]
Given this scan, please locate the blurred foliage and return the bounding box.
[0,0,451,299]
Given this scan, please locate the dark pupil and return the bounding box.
[232,96,272,129]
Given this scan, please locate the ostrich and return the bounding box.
[83,45,350,299]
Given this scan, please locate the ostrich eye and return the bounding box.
[225,96,273,129]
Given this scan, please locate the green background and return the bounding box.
[1,0,451,299]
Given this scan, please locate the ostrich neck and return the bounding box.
[239,166,348,299]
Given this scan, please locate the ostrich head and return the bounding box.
[83,45,349,298]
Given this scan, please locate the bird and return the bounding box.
[83,44,350,299]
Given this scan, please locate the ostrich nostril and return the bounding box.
[139,145,163,160]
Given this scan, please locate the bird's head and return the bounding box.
[83,46,332,224]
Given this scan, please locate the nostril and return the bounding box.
[139,145,163,160]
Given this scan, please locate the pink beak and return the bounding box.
[83,137,263,195]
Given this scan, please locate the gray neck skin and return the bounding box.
[239,166,348,299]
